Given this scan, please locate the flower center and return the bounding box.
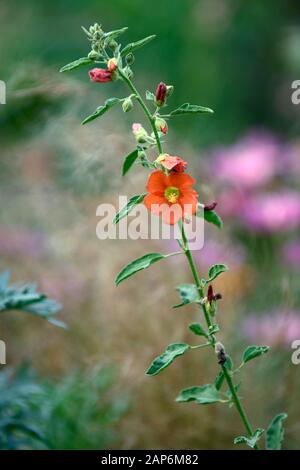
[164,186,180,203]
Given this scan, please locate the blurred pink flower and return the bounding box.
[0,227,46,258]
[282,240,300,268]
[193,239,245,268]
[211,132,279,188]
[242,311,300,347]
[165,236,245,269]
[242,191,300,232]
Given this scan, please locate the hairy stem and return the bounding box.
[119,68,258,449]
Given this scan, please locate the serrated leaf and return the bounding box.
[176,384,228,405]
[114,193,146,225]
[115,252,169,285]
[146,343,190,376]
[122,149,139,176]
[0,272,64,328]
[170,103,214,116]
[60,57,93,73]
[243,345,269,364]
[266,413,287,450]
[173,283,200,308]
[82,98,121,125]
[146,90,155,101]
[207,264,228,282]
[188,323,208,338]
[121,35,156,56]
[234,428,264,449]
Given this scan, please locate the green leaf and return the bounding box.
[170,103,214,116]
[204,210,223,229]
[121,35,156,56]
[82,98,121,125]
[207,264,228,282]
[146,90,155,101]
[242,345,269,364]
[214,355,233,390]
[104,27,128,39]
[146,343,190,376]
[266,413,287,450]
[114,193,146,225]
[115,252,169,285]
[234,428,264,449]
[176,384,228,405]
[215,371,225,391]
[122,149,139,176]
[196,205,223,229]
[188,323,208,338]
[173,283,200,308]
[60,57,93,73]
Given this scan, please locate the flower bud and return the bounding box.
[166,85,174,97]
[88,50,99,60]
[88,68,112,83]
[125,53,135,65]
[204,202,217,211]
[122,97,133,113]
[155,82,167,106]
[107,58,118,72]
[155,117,168,134]
[215,342,227,365]
[132,123,148,144]
[108,39,118,51]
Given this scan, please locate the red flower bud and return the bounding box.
[207,285,214,305]
[204,202,217,211]
[89,68,113,83]
[207,284,222,305]
[155,82,167,106]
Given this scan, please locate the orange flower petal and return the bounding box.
[168,172,196,189]
[144,194,166,214]
[179,194,198,215]
[146,170,167,194]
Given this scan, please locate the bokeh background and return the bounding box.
[1,0,300,449]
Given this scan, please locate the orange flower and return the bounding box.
[144,170,198,224]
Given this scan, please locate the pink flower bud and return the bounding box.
[88,68,112,83]
[155,82,167,106]
[204,202,217,211]
[132,123,142,134]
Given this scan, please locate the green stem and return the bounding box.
[118,68,163,154]
[119,67,258,449]
[178,220,213,331]
[179,220,259,449]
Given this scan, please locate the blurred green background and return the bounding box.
[1,0,300,450]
